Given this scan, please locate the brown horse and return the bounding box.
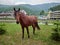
[13,8,40,39]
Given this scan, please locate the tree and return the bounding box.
[49,5,60,11]
[40,10,45,15]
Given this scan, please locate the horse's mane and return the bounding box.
[20,10,27,15]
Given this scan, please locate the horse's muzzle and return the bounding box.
[16,21,19,24]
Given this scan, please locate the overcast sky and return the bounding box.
[0,0,60,5]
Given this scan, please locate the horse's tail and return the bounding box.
[35,22,40,30]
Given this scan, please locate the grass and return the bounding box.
[0,23,60,45]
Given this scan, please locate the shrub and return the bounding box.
[51,28,60,41]
[0,23,6,35]
[51,20,60,41]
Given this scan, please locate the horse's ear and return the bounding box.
[13,8,16,11]
[18,8,20,11]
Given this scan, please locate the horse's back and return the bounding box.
[27,15,37,23]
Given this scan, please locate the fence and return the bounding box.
[0,13,16,23]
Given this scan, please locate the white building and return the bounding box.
[0,10,27,19]
[0,13,14,18]
[47,11,60,19]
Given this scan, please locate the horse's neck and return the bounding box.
[19,15,28,26]
[21,14,26,18]
[19,14,27,22]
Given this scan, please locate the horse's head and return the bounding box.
[13,8,20,24]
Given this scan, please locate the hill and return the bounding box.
[49,5,60,11]
[0,3,60,15]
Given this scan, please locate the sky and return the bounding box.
[0,0,60,5]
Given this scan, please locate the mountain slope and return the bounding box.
[0,3,60,15]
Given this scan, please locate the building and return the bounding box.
[0,12,15,23]
[38,16,47,20]
[0,12,14,19]
[0,10,27,19]
[47,11,60,19]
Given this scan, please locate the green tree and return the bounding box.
[49,5,60,11]
[40,10,45,15]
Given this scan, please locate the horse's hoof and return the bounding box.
[22,37,24,39]
[37,28,41,30]
[33,33,35,35]
[28,36,30,38]
[22,38,24,40]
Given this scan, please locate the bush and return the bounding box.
[51,28,60,41]
[51,20,60,41]
[0,23,6,35]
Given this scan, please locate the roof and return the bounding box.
[0,13,11,16]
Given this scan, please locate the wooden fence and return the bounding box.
[0,13,16,23]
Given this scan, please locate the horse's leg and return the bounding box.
[22,26,24,39]
[32,25,35,35]
[26,27,30,38]
[35,22,40,30]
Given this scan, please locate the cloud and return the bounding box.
[25,0,60,4]
[0,0,15,5]
[15,2,27,5]
[0,0,60,5]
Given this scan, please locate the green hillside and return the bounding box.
[49,5,60,11]
[0,3,60,15]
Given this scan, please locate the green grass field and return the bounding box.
[0,23,60,45]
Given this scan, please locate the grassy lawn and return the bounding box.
[0,23,60,45]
